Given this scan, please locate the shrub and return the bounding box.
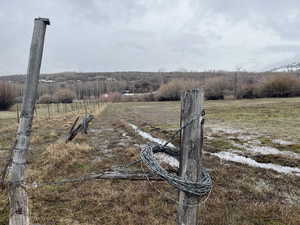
[236,83,258,99]
[53,88,75,103]
[38,94,52,104]
[258,75,300,98]
[0,81,15,110]
[205,77,228,100]
[156,79,201,101]
[143,92,156,101]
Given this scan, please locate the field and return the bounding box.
[1,98,300,225]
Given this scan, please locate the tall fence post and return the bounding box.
[7,18,50,225]
[177,89,204,225]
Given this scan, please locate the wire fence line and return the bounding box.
[28,170,163,188]
[1,104,212,216]
[11,100,105,123]
[2,111,212,207]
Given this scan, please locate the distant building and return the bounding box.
[40,79,55,83]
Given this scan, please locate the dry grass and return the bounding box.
[24,104,178,225]
[107,100,300,224]
[30,180,177,225]
[0,102,108,224]
[1,100,300,225]
[43,142,91,163]
[115,98,300,143]
[27,142,93,182]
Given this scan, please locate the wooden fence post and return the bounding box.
[7,18,50,225]
[177,89,204,225]
[34,105,38,120]
[16,104,20,123]
[47,103,50,119]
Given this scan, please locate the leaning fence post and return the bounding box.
[177,89,204,225]
[6,18,50,225]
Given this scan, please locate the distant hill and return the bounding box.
[0,71,230,84]
[2,70,300,99]
[0,71,216,95]
[268,62,300,72]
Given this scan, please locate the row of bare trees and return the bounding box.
[156,74,300,101]
[10,78,160,101]
[3,72,300,111]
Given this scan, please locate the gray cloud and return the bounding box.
[1,0,300,75]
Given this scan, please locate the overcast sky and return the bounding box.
[1,0,300,75]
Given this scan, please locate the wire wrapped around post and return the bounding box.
[140,143,212,197]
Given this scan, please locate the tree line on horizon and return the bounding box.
[1,71,300,110]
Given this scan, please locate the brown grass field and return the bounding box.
[1,98,300,225]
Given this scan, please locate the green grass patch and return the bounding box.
[207,137,240,151]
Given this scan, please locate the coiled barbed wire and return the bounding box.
[140,143,212,197]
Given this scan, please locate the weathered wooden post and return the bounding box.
[16,103,20,123]
[47,103,50,119]
[177,89,204,225]
[34,105,38,120]
[7,18,50,225]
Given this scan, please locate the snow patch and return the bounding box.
[272,139,294,146]
[210,127,242,134]
[128,122,300,175]
[128,123,179,168]
[230,141,300,159]
[209,125,299,159]
[154,152,179,168]
[247,145,283,155]
[211,151,300,176]
[128,123,176,148]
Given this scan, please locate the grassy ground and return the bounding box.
[117,97,300,153]
[118,97,300,141]
[0,98,300,225]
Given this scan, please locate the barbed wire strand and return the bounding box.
[140,143,212,196]
[140,159,212,208]
[139,111,213,207]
